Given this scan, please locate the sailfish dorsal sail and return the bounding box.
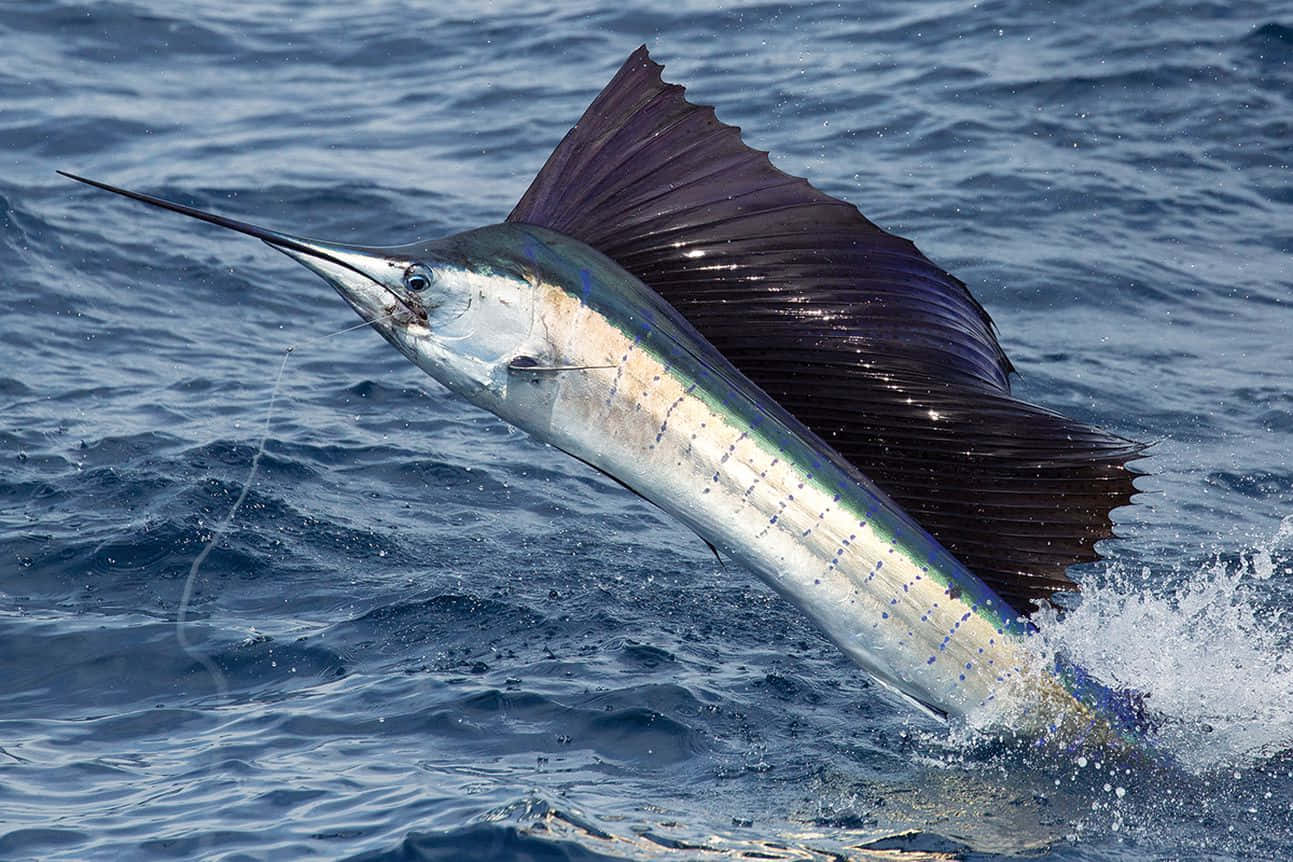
[508,46,1144,615]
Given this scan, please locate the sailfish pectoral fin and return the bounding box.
[507,355,616,373]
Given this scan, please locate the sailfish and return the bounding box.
[61,47,1147,750]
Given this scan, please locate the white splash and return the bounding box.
[1030,515,1293,772]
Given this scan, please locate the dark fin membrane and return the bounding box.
[509,47,1144,615]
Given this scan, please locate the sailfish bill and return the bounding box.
[60,46,1150,755]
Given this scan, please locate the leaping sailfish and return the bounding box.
[61,47,1148,753]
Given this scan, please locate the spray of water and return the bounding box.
[1030,515,1293,771]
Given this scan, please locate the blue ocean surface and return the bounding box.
[3,0,1292,858]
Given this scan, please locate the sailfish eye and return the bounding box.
[403,265,434,292]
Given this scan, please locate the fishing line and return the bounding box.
[176,312,396,696]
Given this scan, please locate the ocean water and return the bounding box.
[3,0,1292,858]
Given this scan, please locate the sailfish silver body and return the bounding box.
[390,223,1080,729]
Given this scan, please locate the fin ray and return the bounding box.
[509,46,1143,613]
